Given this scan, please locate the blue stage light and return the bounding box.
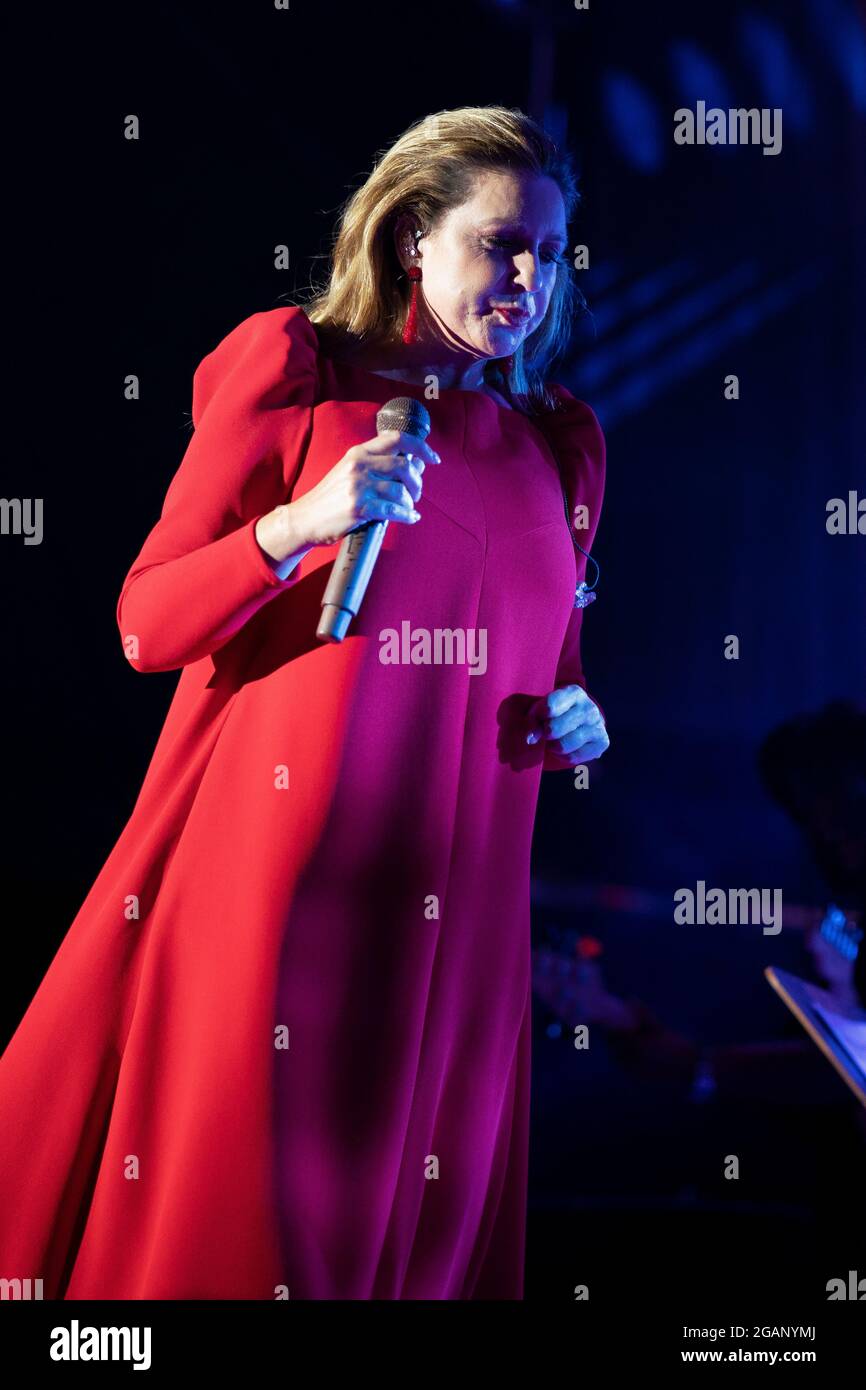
[580,262,826,427]
[738,11,813,133]
[602,70,665,173]
[803,0,866,112]
[668,39,735,114]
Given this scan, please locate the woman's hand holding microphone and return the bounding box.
[255,430,441,572]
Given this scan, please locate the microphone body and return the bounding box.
[316,397,431,643]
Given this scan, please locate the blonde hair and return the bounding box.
[294,106,584,416]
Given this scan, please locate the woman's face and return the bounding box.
[405,168,568,363]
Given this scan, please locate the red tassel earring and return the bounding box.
[402,262,422,345]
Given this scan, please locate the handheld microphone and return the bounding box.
[316,397,432,643]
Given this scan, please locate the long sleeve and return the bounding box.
[534,388,607,772]
[117,306,320,673]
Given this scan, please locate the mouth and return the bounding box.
[490,303,532,328]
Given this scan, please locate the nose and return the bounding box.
[512,250,543,294]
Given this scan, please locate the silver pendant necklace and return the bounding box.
[558,481,600,609]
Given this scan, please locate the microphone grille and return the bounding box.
[376,396,431,442]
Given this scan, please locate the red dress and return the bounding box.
[0,306,605,1299]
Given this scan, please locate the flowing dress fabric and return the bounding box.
[0,306,605,1300]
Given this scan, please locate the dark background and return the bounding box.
[3,0,865,1305]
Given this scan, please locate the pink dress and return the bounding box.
[0,306,605,1299]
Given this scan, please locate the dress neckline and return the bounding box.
[327,353,517,413]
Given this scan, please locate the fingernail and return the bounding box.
[432,451,441,463]
[410,510,422,522]
[526,730,540,745]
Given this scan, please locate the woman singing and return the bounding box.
[0,105,608,1300]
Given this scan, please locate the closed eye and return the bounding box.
[481,237,566,265]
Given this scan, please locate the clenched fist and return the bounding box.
[524,684,609,764]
